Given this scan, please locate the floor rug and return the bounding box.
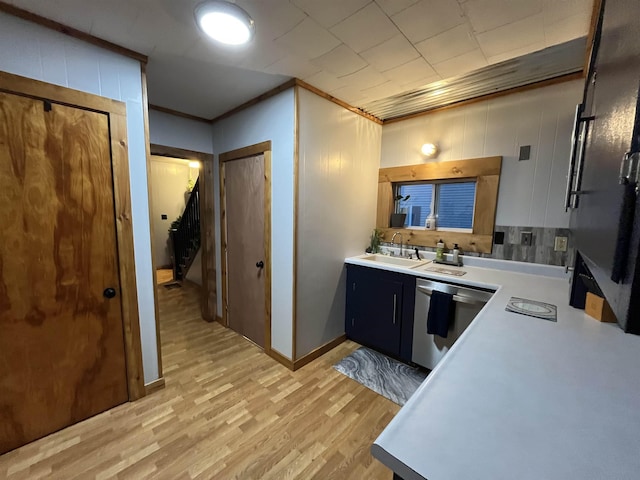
[334,347,428,406]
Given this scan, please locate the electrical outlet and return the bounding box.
[554,236,568,252]
[521,231,533,246]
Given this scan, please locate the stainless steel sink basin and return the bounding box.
[361,254,429,268]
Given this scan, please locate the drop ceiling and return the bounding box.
[5,0,593,121]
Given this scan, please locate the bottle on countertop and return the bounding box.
[425,212,436,230]
[435,239,445,261]
[452,243,460,264]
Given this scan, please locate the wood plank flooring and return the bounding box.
[0,280,399,479]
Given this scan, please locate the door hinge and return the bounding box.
[619,151,640,192]
[352,282,356,292]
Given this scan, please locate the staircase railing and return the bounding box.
[170,177,200,280]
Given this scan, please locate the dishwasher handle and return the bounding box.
[416,285,487,306]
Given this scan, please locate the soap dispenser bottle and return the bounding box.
[435,239,445,262]
[425,212,436,230]
[452,243,460,264]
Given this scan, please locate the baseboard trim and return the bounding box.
[215,315,224,326]
[266,348,294,370]
[144,377,166,395]
[293,334,347,371]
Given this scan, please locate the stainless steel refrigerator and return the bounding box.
[568,0,640,333]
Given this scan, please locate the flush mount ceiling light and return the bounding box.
[421,143,438,157]
[195,1,255,46]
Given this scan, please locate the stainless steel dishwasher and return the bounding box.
[412,278,494,370]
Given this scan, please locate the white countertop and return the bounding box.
[345,254,640,480]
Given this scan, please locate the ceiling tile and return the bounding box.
[274,17,341,59]
[291,0,370,28]
[415,23,479,65]
[303,70,348,92]
[147,54,289,119]
[382,58,440,86]
[330,3,399,53]
[542,0,593,25]
[544,13,591,46]
[360,34,420,72]
[311,44,367,77]
[328,84,370,105]
[485,42,547,65]
[462,0,543,33]
[238,40,289,71]
[432,48,487,78]
[392,0,465,44]
[376,0,421,17]
[338,65,386,90]
[264,55,322,78]
[361,80,407,102]
[8,0,95,30]
[89,2,141,45]
[476,13,545,58]
[237,0,307,40]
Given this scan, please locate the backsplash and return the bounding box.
[489,226,573,267]
[379,225,574,267]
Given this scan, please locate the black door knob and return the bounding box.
[256,261,264,269]
[103,288,117,299]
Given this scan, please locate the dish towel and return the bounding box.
[427,290,455,338]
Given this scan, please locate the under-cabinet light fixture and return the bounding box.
[421,143,438,157]
[195,1,255,46]
[188,161,201,169]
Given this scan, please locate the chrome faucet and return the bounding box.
[391,231,404,257]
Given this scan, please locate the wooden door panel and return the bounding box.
[225,155,265,347]
[0,92,128,454]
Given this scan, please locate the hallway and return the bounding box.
[0,280,399,479]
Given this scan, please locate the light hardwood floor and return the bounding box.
[0,280,399,479]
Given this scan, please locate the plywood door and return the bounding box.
[0,92,129,454]
[224,155,265,347]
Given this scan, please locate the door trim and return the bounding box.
[0,70,146,400]
[149,143,216,324]
[219,141,272,354]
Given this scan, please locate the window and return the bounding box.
[396,181,476,230]
[377,156,501,253]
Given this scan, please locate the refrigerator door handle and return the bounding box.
[565,104,583,211]
[619,151,640,190]
[612,181,638,283]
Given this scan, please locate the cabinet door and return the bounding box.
[570,0,640,332]
[346,266,402,357]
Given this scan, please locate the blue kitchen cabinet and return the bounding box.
[345,264,415,362]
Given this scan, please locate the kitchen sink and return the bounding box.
[360,254,429,268]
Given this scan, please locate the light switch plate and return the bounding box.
[521,231,533,246]
[554,236,568,252]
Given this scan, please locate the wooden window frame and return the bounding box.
[377,156,502,254]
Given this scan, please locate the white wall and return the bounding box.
[149,157,196,267]
[381,80,583,228]
[297,89,382,358]
[0,12,159,383]
[212,89,295,359]
[148,109,214,154]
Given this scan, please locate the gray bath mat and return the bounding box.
[334,347,428,406]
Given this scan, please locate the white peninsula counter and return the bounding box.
[345,254,640,480]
